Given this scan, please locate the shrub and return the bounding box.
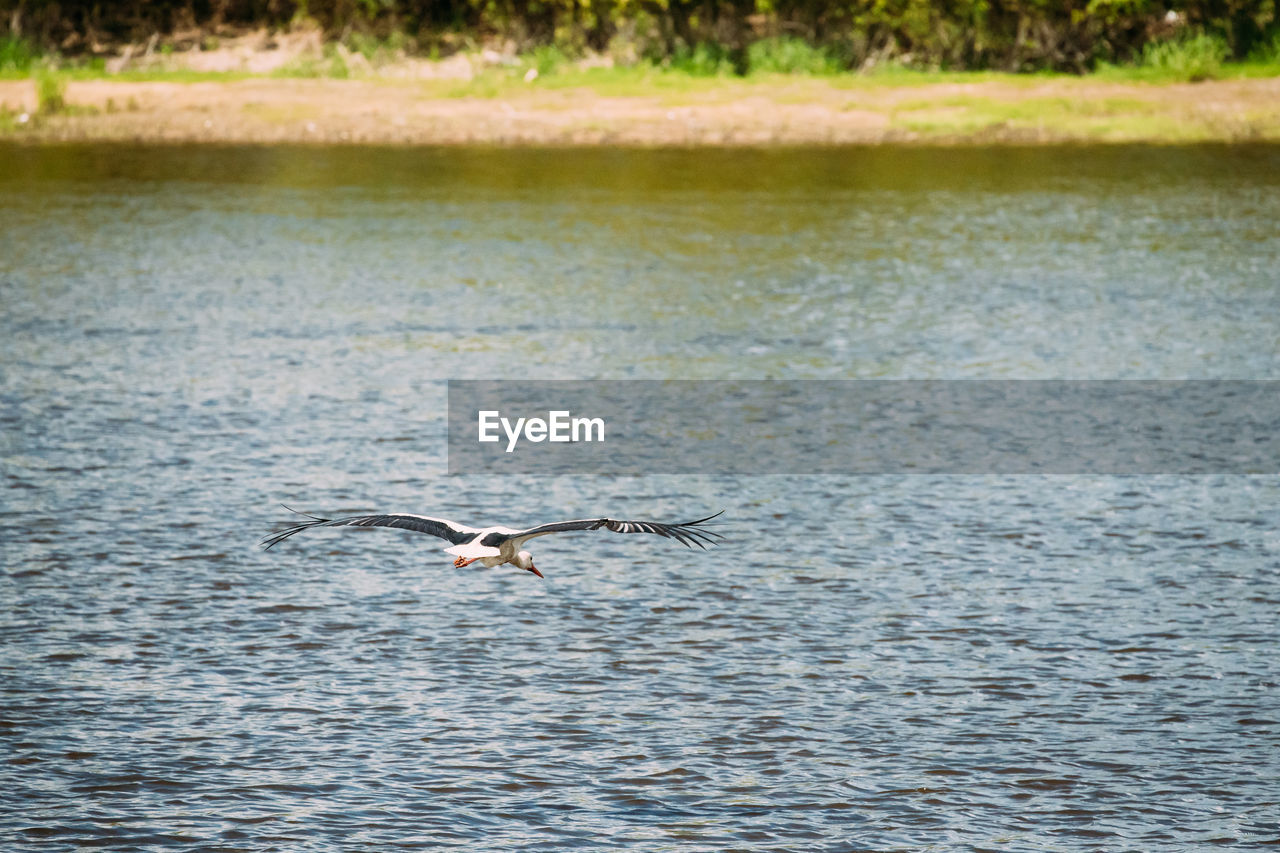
[1140,32,1231,81]
[526,44,572,76]
[748,36,842,74]
[0,35,39,73]
[668,42,732,76]
[1247,30,1280,64]
[36,71,66,113]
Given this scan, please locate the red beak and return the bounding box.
[528,565,544,579]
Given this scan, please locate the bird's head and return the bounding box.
[515,550,543,578]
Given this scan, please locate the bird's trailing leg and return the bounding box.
[453,556,478,568]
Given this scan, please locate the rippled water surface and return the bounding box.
[3,144,1279,850]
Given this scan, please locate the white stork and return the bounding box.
[261,507,723,578]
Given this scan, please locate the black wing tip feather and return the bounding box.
[260,505,333,550]
[607,510,726,550]
[280,503,327,522]
[668,510,726,550]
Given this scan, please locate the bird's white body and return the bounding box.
[444,527,522,565]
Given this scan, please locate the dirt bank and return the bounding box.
[2,75,1278,145]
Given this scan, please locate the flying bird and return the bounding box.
[261,507,724,578]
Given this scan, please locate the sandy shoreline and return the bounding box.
[2,75,1279,146]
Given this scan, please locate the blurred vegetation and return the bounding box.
[1138,31,1231,80]
[34,68,64,111]
[0,0,1276,75]
[1,32,38,72]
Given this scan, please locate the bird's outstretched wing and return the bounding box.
[502,511,724,551]
[260,506,480,550]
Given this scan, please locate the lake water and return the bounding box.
[2,143,1278,850]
